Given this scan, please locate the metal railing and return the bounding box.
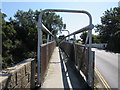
[58,13,94,88]
[61,29,70,42]
[37,20,55,87]
[37,9,94,87]
[50,29,58,41]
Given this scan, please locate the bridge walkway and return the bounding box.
[41,47,89,89]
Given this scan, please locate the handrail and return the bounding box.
[61,29,70,42]
[37,9,94,87]
[38,9,93,26]
[59,24,94,44]
[50,29,58,41]
[65,24,94,38]
[42,24,54,37]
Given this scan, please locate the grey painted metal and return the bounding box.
[61,29,70,42]
[42,24,54,37]
[37,16,55,86]
[37,26,43,86]
[85,33,89,45]
[46,34,50,69]
[60,24,94,42]
[38,9,93,25]
[87,29,93,87]
[50,29,58,41]
[37,9,94,87]
[47,34,50,43]
[59,24,94,44]
[73,34,76,43]
[51,30,54,41]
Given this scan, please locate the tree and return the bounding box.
[35,10,66,36]
[80,32,101,44]
[2,9,66,68]
[95,7,120,53]
[58,35,65,40]
[80,32,87,44]
[2,12,17,68]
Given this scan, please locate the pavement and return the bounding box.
[41,47,89,89]
[41,47,64,88]
[92,48,120,89]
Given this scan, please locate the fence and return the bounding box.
[60,41,95,88]
[41,41,56,84]
[0,41,56,89]
[37,9,94,87]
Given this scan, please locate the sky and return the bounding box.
[1,1,119,38]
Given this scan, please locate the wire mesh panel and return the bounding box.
[41,41,56,84]
[59,41,95,87]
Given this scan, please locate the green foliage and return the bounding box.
[80,32,87,44]
[92,34,101,43]
[56,35,65,45]
[80,32,101,44]
[58,35,65,40]
[2,9,66,68]
[42,12,66,32]
[95,7,120,53]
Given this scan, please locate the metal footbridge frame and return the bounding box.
[37,9,94,88]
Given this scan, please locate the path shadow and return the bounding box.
[59,48,91,90]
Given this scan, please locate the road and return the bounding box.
[92,48,120,88]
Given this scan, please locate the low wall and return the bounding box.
[59,42,92,81]
[0,58,36,89]
[41,41,56,84]
[59,42,75,61]
[74,44,88,78]
[0,41,56,89]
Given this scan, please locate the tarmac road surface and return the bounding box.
[92,48,120,89]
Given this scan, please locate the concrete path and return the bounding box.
[41,47,89,89]
[41,47,64,88]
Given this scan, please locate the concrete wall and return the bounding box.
[0,58,36,89]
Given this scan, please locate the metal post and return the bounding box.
[68,36,70,42]
[46,34,49,69]
[37,9,94,88]
[61,29,70,42]
[51,30,55,41]
[87,29,94,88]
[37,11,44,87]
[74,34,76,43]
[47,34,50,43]
[37,26,42,86]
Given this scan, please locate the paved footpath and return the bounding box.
[41,47,64,88]
[41,47,88,89]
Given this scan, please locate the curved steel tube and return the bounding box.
[37,9,94,87]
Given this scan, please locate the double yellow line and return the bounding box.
[95,67,111,90]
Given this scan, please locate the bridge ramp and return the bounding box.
[41,47,64,88]
[41,47,88,89]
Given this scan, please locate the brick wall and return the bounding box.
[0,58,36,89]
